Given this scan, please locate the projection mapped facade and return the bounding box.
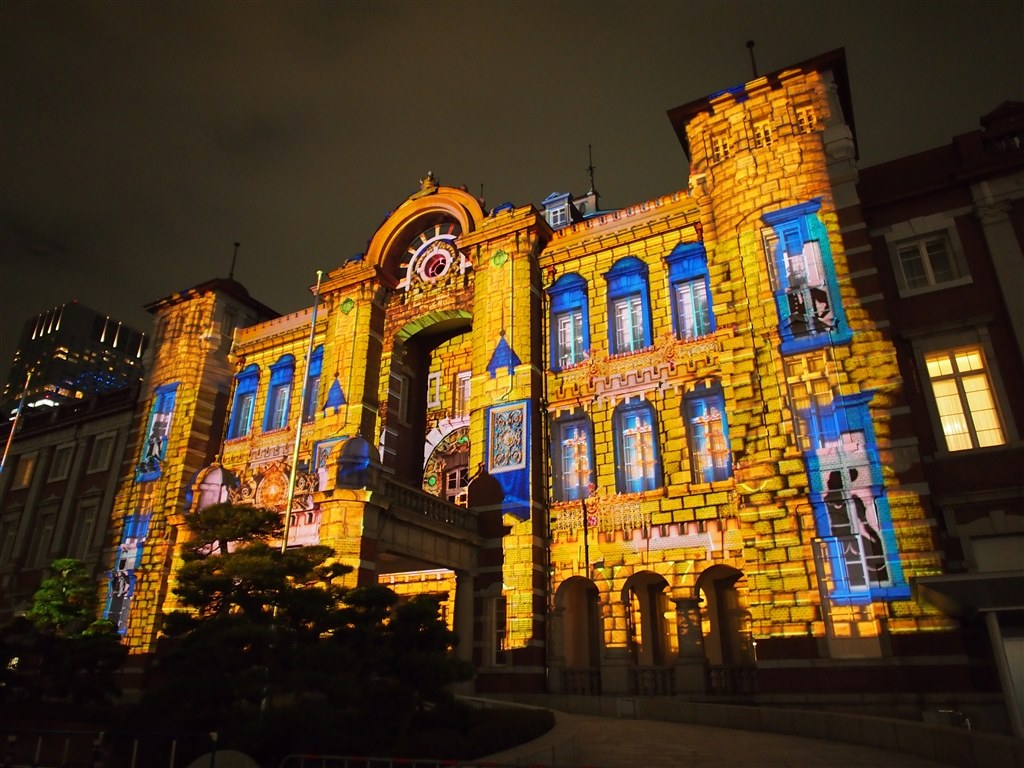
[106,50,962,702]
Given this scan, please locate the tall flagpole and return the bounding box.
[0,371,32,475]
[281,270,324,553]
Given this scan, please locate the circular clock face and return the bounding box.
[402,222,462,286]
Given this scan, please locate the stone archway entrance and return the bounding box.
[696,564,756,694]
[622,571,676,695]
[553,576,602,694]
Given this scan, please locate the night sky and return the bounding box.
[2,1,1022,389]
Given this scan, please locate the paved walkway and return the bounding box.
[483,711,952,767]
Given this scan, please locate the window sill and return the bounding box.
[896,275,973,299]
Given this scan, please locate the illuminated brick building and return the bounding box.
[1,302,146,415]
[100,50,1017,727]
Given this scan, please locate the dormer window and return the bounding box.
[548,206,568,228]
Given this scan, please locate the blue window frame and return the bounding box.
[136,382,180,482]
[227,364,259,439]
[548,274,590,370]
[605,257,653,354]
[805,391,909,604]
[613,398,661,493]
[263,354,295,432]
[762,199,851,354]
[685,382,732,483]
[554,415,594,501]
[666,242,715,341]
[303,345,323,422]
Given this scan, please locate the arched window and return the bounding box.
[685,381,732,483]
[605,257,653,354]
[227,364,259,439]
[552,412,595,501]
[665,242,714,341]
[613,398,661,493]
[263,354,295,432]
[548,273,590,370]
[303,345,323,423]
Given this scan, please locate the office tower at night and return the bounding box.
[2,302,147,414]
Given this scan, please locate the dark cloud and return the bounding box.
[2,0,1022,386]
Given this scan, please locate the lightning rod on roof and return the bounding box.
[229,242,240,280]
[747,40,758,78]
[587,144,598,196]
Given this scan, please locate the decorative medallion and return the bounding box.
[398,222,469,289]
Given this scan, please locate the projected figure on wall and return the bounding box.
[140,412,169,474]
[104,513,150,634]
[822,467,889,592]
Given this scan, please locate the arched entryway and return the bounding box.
[621,571,676,695]
[554,576,602,694]
[696,564,757,694]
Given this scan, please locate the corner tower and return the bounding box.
[103,279,277,653]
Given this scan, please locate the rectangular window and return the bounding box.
[445,466,469,506]
[88,433,116,473]
[753,120,774,148]
[622,411,656,492]
[896,235,959,291]
[548,206,568,228]
[455,371,471,417]
[48,443,75,482]
[0,516,18,565]
[266,382,291,430]
[427,372,442,408]
[673,279,711,340]
[560,421,592,501]
[11,453,37,490]
[687,391,732,483]
[796,107,817,133]
[711,136,731,163]
[31,508,57,567]
[762,210,844,352]
[613,295,646,353]
[925,347,1005,451]
[138,383,179,481]
[69,500,99,559]
[235,392,256,437]
[556,309,585,367]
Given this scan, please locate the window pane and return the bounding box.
[925,353,953,378]
[931,379,971,451]
[561,422,591,501]
[898,246,928,289]
[925,239,955,283]
[963,374,1005,446]
[954,350,983,373]
[557,310,584,366]
[674,279,710,339]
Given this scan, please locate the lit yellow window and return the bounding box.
[924,347,1005,451]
